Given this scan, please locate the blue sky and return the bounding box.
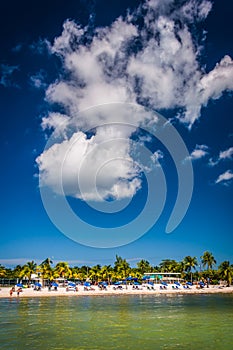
[0,0,232,268]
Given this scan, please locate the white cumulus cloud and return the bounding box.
[215,170,233,185]
[36,0,233,200]
[37,128,141,201]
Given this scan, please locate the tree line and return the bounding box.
[0,252,232,286]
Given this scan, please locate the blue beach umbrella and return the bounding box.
[133,281,141,286]
[52,282,58,287]
[186,282,192,286]
[161,281,168,286]
[142,276,149,280]
[68,282,76,287]
[16,283,23,288]
[35,282,42,287]
[174,281,180,286]
[84,282,91,287]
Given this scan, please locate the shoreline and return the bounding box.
[1,285,233,299]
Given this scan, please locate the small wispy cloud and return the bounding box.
[209,146,233,167]
[215,170,233,185]
[219,147,233,160]
[0,64,19,88]
[30,38,51,55]
[30,70,47,89]
[12,43,23,53]
[188,144,209,161]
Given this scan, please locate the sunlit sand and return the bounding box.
[1,284,232,298]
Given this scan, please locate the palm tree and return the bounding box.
[0,265,6,278]
[39,258,54,284]
[71,266,85,281]
[130,267,143,280]
[11,265,23,281]
[79,265,91,280]
[114,255,124,271]
[117,260,130,280]
[159,259,179,272]
[89,265,102,283]
[201,251,216,270]
[218,261,233,287]
[100,265,114,284]
[114,255,130,283]
[54,262,72,280]
[201,252,217,287]
[41,258,53,267]
[137,259,151,275]
[182,256,198,282]
[19,261,37,283]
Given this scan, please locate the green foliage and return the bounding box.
[201,251,216,270]
[0,253,232,286]
[0,265,6,278]
[218,261,233,287]
[19,261,37,281]
[182,256,198,272]
[137,259,151,274]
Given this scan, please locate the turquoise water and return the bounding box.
[0,294,232,349]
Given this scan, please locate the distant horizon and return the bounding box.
[0,252,230,269]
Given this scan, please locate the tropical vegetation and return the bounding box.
[0,252,232,286]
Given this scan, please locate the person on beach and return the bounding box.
[17,287,22,296]
[9,288,13,296]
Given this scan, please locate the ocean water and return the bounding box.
[0,294,232,350]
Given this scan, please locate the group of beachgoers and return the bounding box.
[9,286,23,297]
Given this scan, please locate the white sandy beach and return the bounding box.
[1,284,233,298]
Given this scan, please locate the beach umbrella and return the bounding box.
[142,276,149,280]
[126,276,133,281]
[52,282,58,287]
[16,283,23,288]
[99,281,107,286]
[68,282,76,287]
[35,282,42,287]
[161,281,168,286]
[186,282,192,286]
[133,281,141,286]
[84,282,91,287]
[148,281,154,286]
[174,281,180,286]
[114,281,121,285]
